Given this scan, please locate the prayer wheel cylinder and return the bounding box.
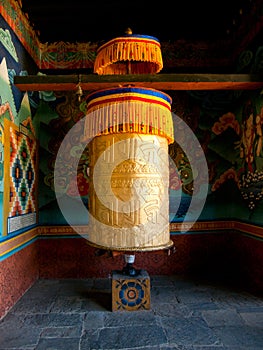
[84,87,174,251]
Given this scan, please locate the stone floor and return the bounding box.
[0,274,263,349]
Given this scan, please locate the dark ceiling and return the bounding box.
[20,0,257,44]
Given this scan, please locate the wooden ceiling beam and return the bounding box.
[14,74,263,91]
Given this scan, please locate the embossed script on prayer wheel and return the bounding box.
[83,86,174,251]
[88,133,173,251]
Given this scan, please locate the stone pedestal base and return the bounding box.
[112,269,150,311]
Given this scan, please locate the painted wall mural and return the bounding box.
[0,21,39,237]
[5,118,37,235]
[210,92,263,217]
[179,89,263,223]
[0,0,41,65]
[0,58,38,236]
[168,90,263,222]
[37,92,89,225]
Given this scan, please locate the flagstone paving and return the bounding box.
[0,275,262,349]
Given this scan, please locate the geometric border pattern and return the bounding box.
[0,220,262,262]
[37,221,263,240]
[9,125,36,217]
[3,120,38,235]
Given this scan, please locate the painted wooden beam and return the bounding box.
[14,74,263,91]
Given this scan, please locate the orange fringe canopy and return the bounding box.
[94,33,163,75]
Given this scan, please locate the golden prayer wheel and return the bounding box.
[84,86,174,251]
